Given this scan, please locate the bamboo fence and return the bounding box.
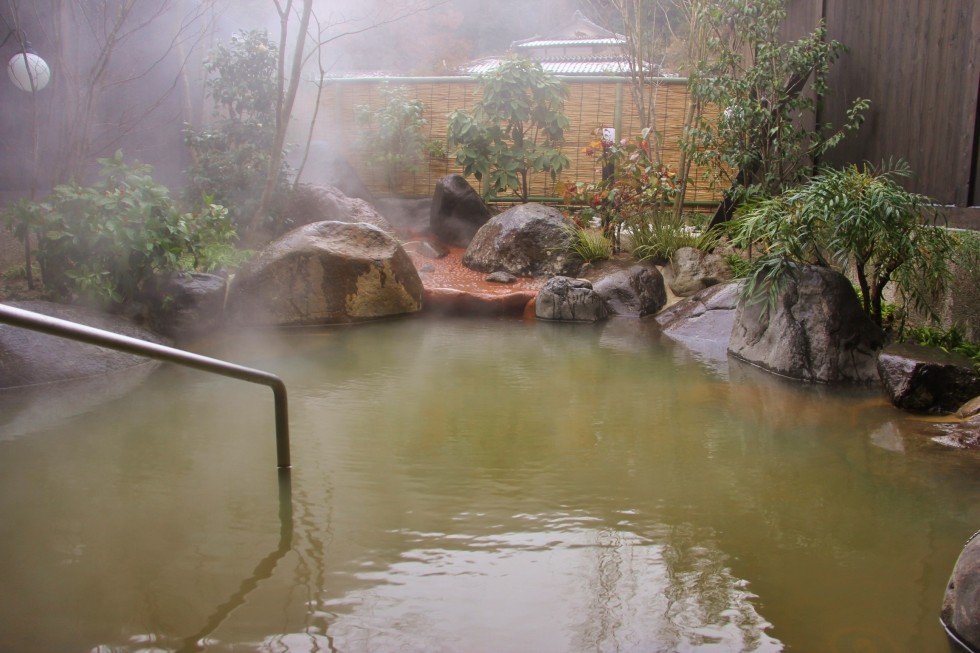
[304,75,723,208]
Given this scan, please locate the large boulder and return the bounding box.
[280,184,395,236]
[877,344,980,413]
[656,282,740,365]
[535,277,608,322]
[463,203,581,278]
[146,272,227,337]
[942,533,980,651]
[664,246,733,297]
[0,301,166,388]
[593,265,667,318]
[728,265,884,383]
[430,175,492,246]
[226,221,423,326]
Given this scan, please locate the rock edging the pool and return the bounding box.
[0,300,169,389]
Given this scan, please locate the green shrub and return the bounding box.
[184,30,287,230]
[730,161,957,326]
[22,152,236,305]
[684,0,867,203]
[447,56,570,202]
[903,324,980,372]
[356,86,436,192]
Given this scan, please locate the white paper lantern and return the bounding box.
[7,51,50,92]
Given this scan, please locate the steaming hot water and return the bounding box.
[0,316,978,652]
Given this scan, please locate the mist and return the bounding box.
[1,0,581,203]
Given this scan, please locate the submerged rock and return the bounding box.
[463,203,580,278]
[226,221,423,326]
[728,265,883,383]
[877,344,980,413]
[656,282,740,365]
[535,276,608,322]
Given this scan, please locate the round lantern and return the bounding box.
[7,50,50,92]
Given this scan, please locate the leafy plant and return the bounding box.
[683,0,867,210]
[447,56,571,202]
[730,160,958,326]
[22,152,236,306]
[903,324,980,372]
[560,129,682,250]
[356,85,436,192]
[184,30,288,230]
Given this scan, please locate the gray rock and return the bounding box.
[281,184,395,236]
[942,532,980,651]
[877,344,980,413]
[958,396,980,419]
[486,271,517,284]
[0,301,167,388]
[463,203,581,278]
[535,276,608,322]
[147,272,227,337]
[930,415,980,449]
[593,265,667,317]
[430,174,492,247]
[656,282,740,365]
[664,246,733,297]
[226,221,423,326]
[728,265,883,383]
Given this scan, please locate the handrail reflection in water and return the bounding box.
[0,303,290,468]
[177,469,295,653]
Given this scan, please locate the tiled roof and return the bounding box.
[514,38,623,48]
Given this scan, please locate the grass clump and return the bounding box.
[630,211,721,263]
[568,225,613,263]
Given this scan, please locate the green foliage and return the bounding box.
[184,30,287,229]
[730,161,958,326]
[447,57,571,202]
[14,152,236,306]
[356,86,435,192]
[725,253,754,279]
[567,225,613,263]
[684,0,867,200]
[903,324,980,372]
[630,210,722,263]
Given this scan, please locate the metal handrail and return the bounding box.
[0,303,290,468]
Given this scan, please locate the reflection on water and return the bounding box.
[0,316,978,652]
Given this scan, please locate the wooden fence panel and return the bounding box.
[786,0,980,207]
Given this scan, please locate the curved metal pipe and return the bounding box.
[0,303,290,468]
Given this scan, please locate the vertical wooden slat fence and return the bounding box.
[308,76,722,207]
[783,0,980,211]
